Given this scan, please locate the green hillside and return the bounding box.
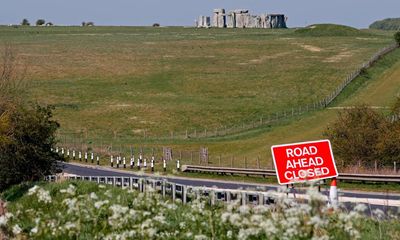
[370,18,400,30]
[295,24,365,36]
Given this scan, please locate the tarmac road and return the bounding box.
[61,162,400,211]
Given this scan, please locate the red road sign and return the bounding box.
[271,140,338,185]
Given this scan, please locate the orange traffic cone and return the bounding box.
[329,177,338,207]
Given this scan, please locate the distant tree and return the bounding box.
[86,22,94,26]
[153,23,160,27]
[45,22,54,26]
[81,21,86,27]
[395,31,400,45]
[36,19,45,26]
[21,19,30,26]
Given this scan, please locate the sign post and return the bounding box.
[271,140,338,185]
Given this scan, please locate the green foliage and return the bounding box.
[35,19,45,26]
[324,104,400,168]
[0,104,63,191]
[21,19,30,26]
[395,31,400,44]
[1,182,35,201]
[295,24,365,37]
[3,181,399,239]
[370,18,400,31]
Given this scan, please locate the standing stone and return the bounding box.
[213,9,226,28]
[268,14,287,28]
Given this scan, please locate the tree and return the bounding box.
[36,19,45,26]
[395,31,400,45]
[323,105,386,168]
[0,44,62,191]
[21,19,30,26]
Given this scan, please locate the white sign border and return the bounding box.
[271,139,339,185]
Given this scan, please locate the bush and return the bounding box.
[0,104,62,191]
[324,103,400,168]
[21,19,30,26]
[35,19,45,26]
[153,23,160,27]
[395,31,400,45]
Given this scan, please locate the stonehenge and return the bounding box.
[196,8,287,29]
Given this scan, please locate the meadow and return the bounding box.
[1,25,399,167]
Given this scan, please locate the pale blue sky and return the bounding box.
[1,0,399,28]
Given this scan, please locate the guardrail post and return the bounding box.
[177,160,180,171]
[96,156,99,165]
[226,191,231,203]
[163,159,167,172]
[151,157,155,172]
[123,157,126,168]
[67,149,70,158]
[241,192,246,206]
[91,152,94,163]
[116,156,120,168]
[183,186,187,204]
[210,191,215,205]
[113,177,116,187]
[172,183,176,201]
[110,155,113,167]
[258,193,264,205]
[162,180,166,197]
[130,156,134,169]
[85,152,88,162]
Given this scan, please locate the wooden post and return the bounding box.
[374,160,377,172]
[394,162,397,173]
[257,156,260,169]
[231,156,233,167]
[244,157,247,169]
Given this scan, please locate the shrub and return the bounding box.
[21,19,30,26]
[395,31,400,45]
[153,23,160,27]
[35,19,45,26]
[324,103,400,168]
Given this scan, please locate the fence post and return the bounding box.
[374,160,377,172]
[394,162,397,174]
[219,155,221,166]
[257,156,260,169]
[244,157,247,169]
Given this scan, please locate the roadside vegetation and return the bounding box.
[1,181,399,239]
[0,44,62,191]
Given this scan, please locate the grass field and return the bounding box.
[1,25,399,168]
[0,26,394,138]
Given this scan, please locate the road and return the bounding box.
[61,162,400,211]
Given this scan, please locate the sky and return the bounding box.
[1,0,399,28]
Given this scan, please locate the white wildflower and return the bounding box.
[64,222,76,230]
[309,215,328,228]
[353,204,367,213]
[312,235,330,240]
[94,200,109,209]
[37,189,52,203]
[239,205,250,215]
[90,192,99,200]
[12,224,22,235]
[99,184,106,189]
[30,227,38,234]
[0,215,8,226]
[227,230,233,239]
[194,234,208,240]
[28,186,40,195]
[60,184,76,195]
[372,209,385,220]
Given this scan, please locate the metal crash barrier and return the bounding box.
[46,175,281,206]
